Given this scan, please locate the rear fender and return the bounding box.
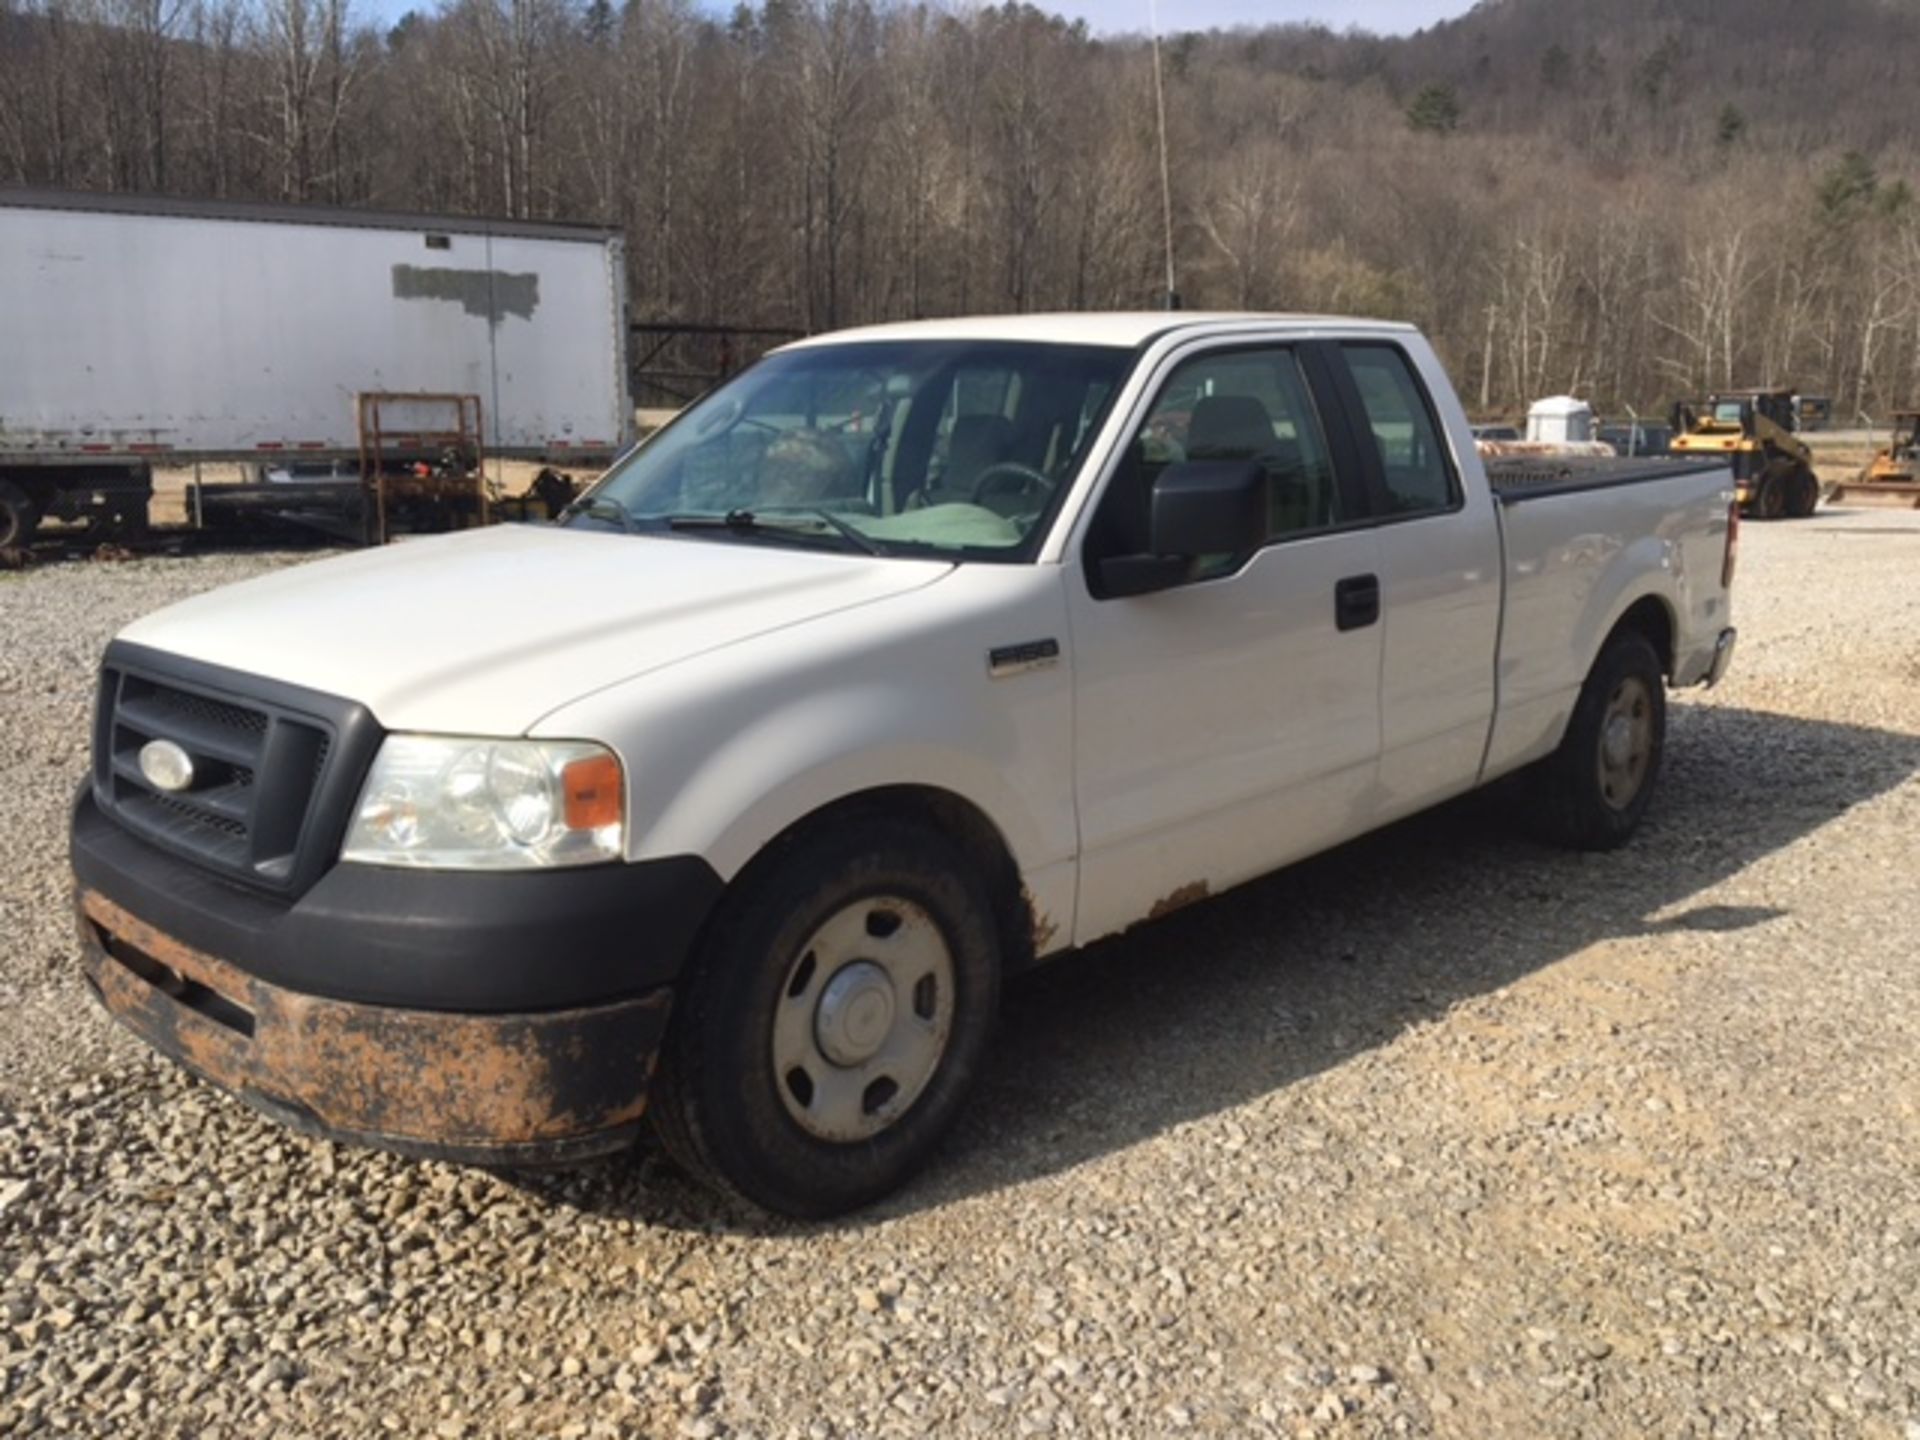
[1483,533,1684,779]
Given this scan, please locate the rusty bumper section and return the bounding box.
[77,889,670,1165]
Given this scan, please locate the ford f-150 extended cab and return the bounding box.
[71,313,1739,1216]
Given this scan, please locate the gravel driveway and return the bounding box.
[3,512,1918,1438]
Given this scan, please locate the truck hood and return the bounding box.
[118,525,953,734]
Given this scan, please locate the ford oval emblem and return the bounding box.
[138,739,196,793]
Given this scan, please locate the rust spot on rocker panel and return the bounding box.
[1022,885,1061,957]
[1147,881,1211,922]
[76,890,662,1148]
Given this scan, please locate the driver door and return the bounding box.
[1066,341,1386,945]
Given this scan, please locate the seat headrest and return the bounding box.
[1187,395,1276,460]
[947,413,1015,489]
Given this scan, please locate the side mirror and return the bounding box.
[1097,460,1266,598]
[1149,459,1266,557]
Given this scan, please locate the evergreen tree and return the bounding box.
[1817,150,1879,224]
[1405,83,1461,135]
[1539,44,1572,89]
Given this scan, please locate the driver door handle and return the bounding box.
[1335,573,1380,631]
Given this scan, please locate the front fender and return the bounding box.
[640,687,1060,884]
[533,565,1080,953]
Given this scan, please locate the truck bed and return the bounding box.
[1481,447,1734,783]
[1485,455,1730,502]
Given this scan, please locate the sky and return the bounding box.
[1049,0,1477,36]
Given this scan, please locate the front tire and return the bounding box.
[650,815,1002,1217]
[1784,462,1820,518]
[1525,631,1667,851]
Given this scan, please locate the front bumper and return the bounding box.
[78,887,672,1164]
[70,788,722,1013]
[71,784,724,1164]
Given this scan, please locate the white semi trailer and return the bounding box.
[0,189,630,546]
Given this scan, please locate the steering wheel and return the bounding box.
[970,461,1054,513]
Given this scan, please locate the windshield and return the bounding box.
[1711,401,1746,424]
[573,340,1130,560]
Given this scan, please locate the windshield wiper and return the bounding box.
[567,494,640,533]
[665,508,881,556]
[791,507,884,556]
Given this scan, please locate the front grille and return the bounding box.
[92,651,371,895]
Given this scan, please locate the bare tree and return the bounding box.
[184,0,248,194]
[3,0,1919,413]
[1655,217,1757,393]
[776,0,875,329]
[252,0,356,201]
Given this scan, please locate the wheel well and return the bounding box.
[743,785,1039,973]
[1608,596,1675,677]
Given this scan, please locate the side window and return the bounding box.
[1132,347,1344,543]
[1341,344,1457,516]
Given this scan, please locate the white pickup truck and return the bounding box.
[72,313,1738,1215]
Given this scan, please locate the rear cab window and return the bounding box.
[1339,344,1460,518]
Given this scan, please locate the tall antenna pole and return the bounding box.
[1149,0,1179,310]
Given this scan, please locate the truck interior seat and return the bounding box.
[1187,393,1322,536]
[945,413,1015,495]
[1186,395,1276,462]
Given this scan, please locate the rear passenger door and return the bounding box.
[1067,342,1384,945]
[1323,339,1503,816]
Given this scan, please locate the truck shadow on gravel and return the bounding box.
[552,703,1919,1232]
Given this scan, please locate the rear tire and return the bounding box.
[0,480,38,549]
[1524,631,1666,851]
[650,815,1002,1217]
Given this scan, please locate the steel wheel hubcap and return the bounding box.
[1598,677,1653,810]
[814,962,895,1066]
[771,896,955,1143]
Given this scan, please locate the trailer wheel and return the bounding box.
[650,814,1002,1217]
[1524,630,1666,852]
[0,481,38,549]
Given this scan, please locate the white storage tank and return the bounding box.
[1525,395,1596,444]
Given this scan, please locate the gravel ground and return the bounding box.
[3,511,1918,1439]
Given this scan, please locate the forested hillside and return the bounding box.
[3,0,1918,415]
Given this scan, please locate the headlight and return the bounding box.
[342,736,623,870]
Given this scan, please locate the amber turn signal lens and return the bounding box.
[561,753,623,831]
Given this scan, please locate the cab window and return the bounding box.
[1083,346,1344,590]
[1140,347,1343,540]
[1340,344,1457,516]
